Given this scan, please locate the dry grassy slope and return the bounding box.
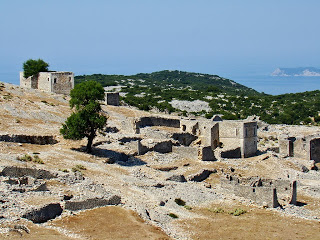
[0,82,320,240]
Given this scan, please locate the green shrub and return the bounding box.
[17,154,33,162]
[75,164,86,170]
[168,213,179,219]
[33,155,44,164]
[174,198,186,206]
[184,205,192,210]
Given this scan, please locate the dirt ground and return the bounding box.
[179,203,320,240]
[2,206,170,240]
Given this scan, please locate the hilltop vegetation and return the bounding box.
[75,70,320,125]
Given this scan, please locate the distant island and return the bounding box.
[271,67,320,77]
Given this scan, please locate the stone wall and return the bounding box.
[221,175,297,208]
[136,116,180,129]
[20,72,37,89]
[106,92,120,106]
[65,196,121,211]
[51,72,74,95]
[279,134,320,162]
[1,166,57,179]
[0,134,57,145]
[37,72,52,92]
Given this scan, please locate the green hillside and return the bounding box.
[75,70,320,125]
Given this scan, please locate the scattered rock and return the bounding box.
[155,166,178,172]
[188,169,217,182]
[166,174,187,183]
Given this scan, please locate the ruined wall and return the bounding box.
[20,72,37,89]
[242,122,257,157]
[221,176,296,208]
[180,119,199,135]
[51,72,74,95]
[199,146,216,161]
[211,123,219,149]
[0,134,57,145]
[37,72,52,92]
[310,138,320,163]
[106,92,120,106]
[136,116,180,129]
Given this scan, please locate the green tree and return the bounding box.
[23,59,49,78]
[60,81,107,153]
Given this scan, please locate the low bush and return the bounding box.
[168,213,179,219]
[228,208,247,216]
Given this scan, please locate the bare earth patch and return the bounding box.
[50,206,170,240]
[179,204,320,240]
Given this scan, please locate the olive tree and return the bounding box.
[60,81,107,153]
[23,59,49,78]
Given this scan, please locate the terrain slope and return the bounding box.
[0,82,319,240]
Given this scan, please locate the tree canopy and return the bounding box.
[60,81,107,153]
[23,59,49,78]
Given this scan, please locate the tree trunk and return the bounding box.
[86,134,94,153]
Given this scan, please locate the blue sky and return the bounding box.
[1,0,320,88]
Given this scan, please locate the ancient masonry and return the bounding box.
[279,134,320,163]
[20,71,74,95]
[221,175,297,208]
[126,115,258,160]
[105,92,120,106]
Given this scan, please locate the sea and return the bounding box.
[226,75,320,95]
[1,71,320,96]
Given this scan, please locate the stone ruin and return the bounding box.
[124,114,258,160]
[20,71,74,95]
[0,134,57,145]
[105,92,120,106]
[279,134,320,163]
[0,166,121,223]
[221,175,297,208]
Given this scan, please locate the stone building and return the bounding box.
[20,71,74,95]
[279,134,320,162]
[219,120,257,158]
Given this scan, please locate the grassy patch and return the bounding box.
[17,154,44,164]
[228,208,247,216]
[208,207,224,213]
[72,164,87,172]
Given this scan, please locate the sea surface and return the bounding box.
[228,75,320,95]
[1,71,320,96]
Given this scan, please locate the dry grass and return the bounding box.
[179,203,320,240]
[50,206,170,240]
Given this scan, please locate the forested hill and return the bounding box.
[75,70,320,125]
[75,70,259,96]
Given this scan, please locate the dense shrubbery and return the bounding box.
[74,71,320,125]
